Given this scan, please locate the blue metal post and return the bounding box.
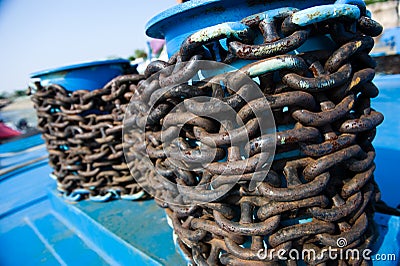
[30,59,131,91]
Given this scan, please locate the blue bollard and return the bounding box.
[30,58,131,91]
[145,0,399,264]
[146,0,340,57]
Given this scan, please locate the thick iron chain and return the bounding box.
[125,3,385,265]
[30,73,147,201]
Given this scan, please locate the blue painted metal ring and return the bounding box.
[30,58,131,92]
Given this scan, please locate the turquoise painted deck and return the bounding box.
[0,135,185,265]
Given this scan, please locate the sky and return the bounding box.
[0,0,176,93]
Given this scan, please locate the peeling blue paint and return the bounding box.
[291,4,360,26]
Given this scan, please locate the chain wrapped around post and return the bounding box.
[29,72,147,201]
[124,1,386,265]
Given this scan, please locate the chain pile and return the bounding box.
[125,2,386,265]
[29,73,146,201]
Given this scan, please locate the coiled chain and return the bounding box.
[30,73,146,201]
[124,2,385,265]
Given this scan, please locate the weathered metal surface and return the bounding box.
[123,1,396,265]
[145,0,337,57]
[29,72,146,201]
[30,59,131,92]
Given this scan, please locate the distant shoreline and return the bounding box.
[1,96,37,128]
[1,96,34,111]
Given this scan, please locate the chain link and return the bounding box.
[125,2,386,265]
[30,72,147,201]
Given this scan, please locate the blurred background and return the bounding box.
[0,0,176,139]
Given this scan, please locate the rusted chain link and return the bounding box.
[124,2,385,265]
[30,72,146,201]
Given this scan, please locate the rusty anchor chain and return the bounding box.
[123,2,387,265]
[29,72,148,201]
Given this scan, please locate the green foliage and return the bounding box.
[128,49,147,61]
[13,90,26,97]
[134,49,147,59]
